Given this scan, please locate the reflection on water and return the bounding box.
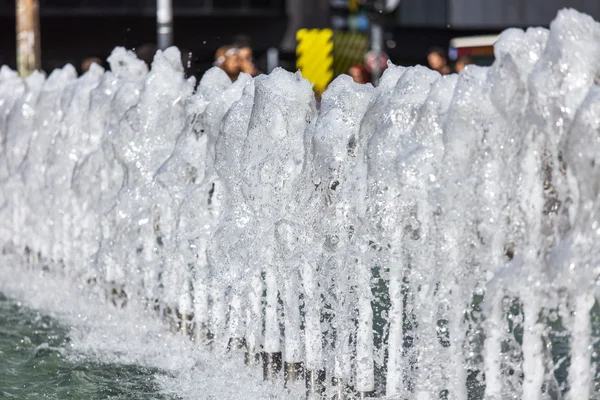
[0,292,177,400]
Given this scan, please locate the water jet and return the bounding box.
[1,8,600,400]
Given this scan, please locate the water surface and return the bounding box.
[0,292,177,399]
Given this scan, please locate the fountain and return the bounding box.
[1,8,600,400]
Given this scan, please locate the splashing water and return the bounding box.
[0,292,177,400]
[1,8,600,400]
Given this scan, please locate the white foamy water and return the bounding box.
[1,8,600,400]
[0,264,303,400]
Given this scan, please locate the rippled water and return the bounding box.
[0,292,177,400]
[0,265,303,400]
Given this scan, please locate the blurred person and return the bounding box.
[81,56,103,74]
[238,46,258,76]
[348,63,370,84]
[180,49,196,79]
[135,43,157,68]
[314,91,322,109]
[215,45,241,81]
[427,47,451,75]
[234,35,259,76]
[454,56,473,73]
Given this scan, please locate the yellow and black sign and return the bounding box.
[296,28,334,95]
[296,29,369,94]
[332,31,369,78]
[348,0,359,12]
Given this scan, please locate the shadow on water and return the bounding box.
[0,292,179,400]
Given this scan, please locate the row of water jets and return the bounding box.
[2,8,600,400]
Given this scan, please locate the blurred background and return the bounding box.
[3,0,600,83]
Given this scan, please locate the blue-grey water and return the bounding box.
[2,281,598,400]
[0,292,177,400]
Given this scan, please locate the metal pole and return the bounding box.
[157,0,173,50]
[266,47,279,74]
[16,0,40,77]
[370,22,382,86]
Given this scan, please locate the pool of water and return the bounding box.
[0,264,303,400]
[0,292,177,400]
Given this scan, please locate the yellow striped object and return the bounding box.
[332,31,369,78]
[296,28,334,95]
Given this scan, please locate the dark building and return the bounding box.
[397,0,600,28]
[0,0,599,73]
[391,0,600,65]
[0,0,287,75]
